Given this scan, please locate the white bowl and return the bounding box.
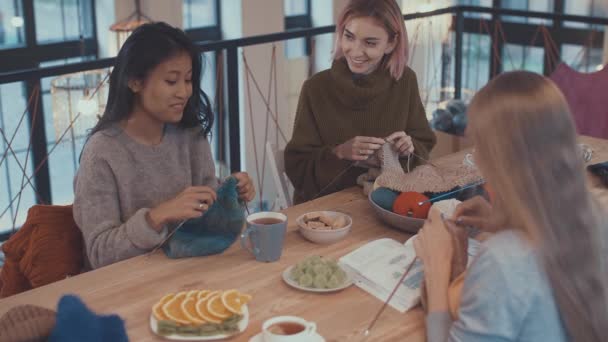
[296,211,352,244]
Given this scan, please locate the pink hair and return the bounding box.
[332,0,409,80]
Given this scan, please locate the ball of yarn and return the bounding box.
[392,192,432,219]
[371,187,399,211]
[446,99,467,116]
[431,109,453,132]
[452,112,467,135]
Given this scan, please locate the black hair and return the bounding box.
[89,22,213,137]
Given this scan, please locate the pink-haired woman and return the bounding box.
[284,0,436,204]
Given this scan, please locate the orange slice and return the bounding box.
[181,297,206,325]
[201,290,220,301]
[196,290,210,300]
[195,296,223,324]
[207,293,231,319]
[221,289,250,315]
[162,292,191,325]
[239,293,252,304]
[152,293,175,321]
[186,290,199,299]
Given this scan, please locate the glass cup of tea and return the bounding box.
[240,212,287,262]
[262,316,317,342]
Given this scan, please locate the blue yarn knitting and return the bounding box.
[163,177,246,259]
[49,295,128,342]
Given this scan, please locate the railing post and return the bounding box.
[225,46,241,173]
[454,10,464,100]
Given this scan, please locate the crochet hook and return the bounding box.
[417,180,486,206]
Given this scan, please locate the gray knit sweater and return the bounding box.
[73,124,218,269]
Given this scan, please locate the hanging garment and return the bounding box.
[550,62,608,139]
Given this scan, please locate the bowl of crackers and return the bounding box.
[296,211,352,245]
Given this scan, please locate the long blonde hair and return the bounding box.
[468,71,608,341]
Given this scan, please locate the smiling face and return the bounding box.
[340,16,396,75]
[129,51,193,124]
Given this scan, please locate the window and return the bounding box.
[462,33,491,93]
[0,0,25,49]
[183,0,218,29]
[34,0,94,43]
[0,82,35,235]
[501,0,554,25]
[0,0,98,239]
[564,0,607,29]
[502,44,545,74]
[455,0,493,19]
[40,58,98,205]
[284,0,311,59]
[285,0,308,16]
[561,44,604,72]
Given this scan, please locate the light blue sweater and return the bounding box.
[426,230,568,342]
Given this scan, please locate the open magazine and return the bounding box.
[339,236,481,313]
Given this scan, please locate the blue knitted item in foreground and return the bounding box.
[49,295,128,342]
[163,177,245,259]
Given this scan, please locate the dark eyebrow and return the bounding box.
[344,29,380,41]
[166,69,193,75]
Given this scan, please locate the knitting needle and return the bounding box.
[146,219,188,258]
[311,163,357,200]
[383,138,438,168]
[243,202,251,216]
[362,255,419,339]
[417,180,486,206]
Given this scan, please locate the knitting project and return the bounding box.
[163,177,245,259]
[359,144,482,195]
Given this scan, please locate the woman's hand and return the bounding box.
[147,186,217,231]
[386,131,414,157]
[332,136,386,161]
[452,196,496,231]
[414,207,453,311]
[233,172,256,202]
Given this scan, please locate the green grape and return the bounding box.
[334,268,347,283]
[290,267,304,280]
[313,274,328,288]
[313,264,330,277]
[298,273,313,287]
[327,274,342,288]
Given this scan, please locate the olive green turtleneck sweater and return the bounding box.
[284,59,436,204]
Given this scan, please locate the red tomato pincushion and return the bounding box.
[392,191,431,219]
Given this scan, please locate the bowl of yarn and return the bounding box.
[296,211,352,244]
[368,188,429,233]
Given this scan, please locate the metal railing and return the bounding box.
[0,5,606,239]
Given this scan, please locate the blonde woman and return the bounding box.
[415,71,608,342]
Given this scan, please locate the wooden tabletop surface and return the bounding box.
[1,135,606,342]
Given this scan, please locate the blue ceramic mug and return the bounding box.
[240,212,287,262]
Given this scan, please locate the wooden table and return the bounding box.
[1,136,607,342]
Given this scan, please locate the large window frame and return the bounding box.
[0,0,98,240]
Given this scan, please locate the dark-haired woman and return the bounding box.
[73,22,255,269]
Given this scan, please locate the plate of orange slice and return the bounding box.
[150,289,252,340]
